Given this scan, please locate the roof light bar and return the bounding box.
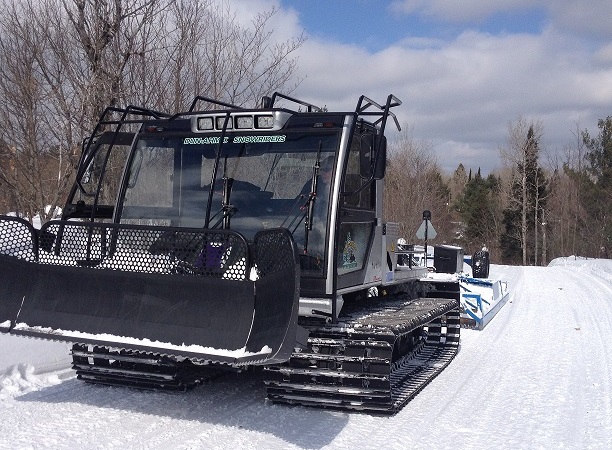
[256,115,274,129]
[216,116,233,130]
[191,111,292,133]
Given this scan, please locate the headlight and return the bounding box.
[256,115,274,129]
[235,116,254,129]
[197,117,214,131]
[216,116,233,130]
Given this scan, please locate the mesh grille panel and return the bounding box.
[38,221,250,280]
[1,218,297,281]
[0,216,37,261]
[253,228,298,278]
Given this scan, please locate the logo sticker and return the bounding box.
[341,233,358,269]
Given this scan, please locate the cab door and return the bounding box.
[336,130,378,290]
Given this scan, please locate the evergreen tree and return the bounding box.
[500,207,522,263]
[500,124,548,265]
[455,168,501,256]
[449,163,468,206]
[581,116,612,255]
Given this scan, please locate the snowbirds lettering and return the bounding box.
[0,93,460,414]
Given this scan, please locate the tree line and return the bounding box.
[384,117,612,265]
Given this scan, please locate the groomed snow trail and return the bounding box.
[0,260,611,449]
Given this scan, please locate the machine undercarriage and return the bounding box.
[66,282,459,414]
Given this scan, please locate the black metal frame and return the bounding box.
[64,93,403,327]
[267,92,323,112]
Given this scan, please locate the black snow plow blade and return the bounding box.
[0,216,300,366]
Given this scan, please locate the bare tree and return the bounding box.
[132,0,305,110]
[61,0,164,121]
[544,121,604,260]
[384,127,454,244]
[0,0,304,221]
[0,0,70,220]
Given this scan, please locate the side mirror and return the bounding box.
[359,133,386,180]
[374,135,386,179]
[359,134,373,179]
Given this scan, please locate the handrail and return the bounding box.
[188,96,243,112]
[268,92,323,112]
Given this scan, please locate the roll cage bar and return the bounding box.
[72,94,402,224]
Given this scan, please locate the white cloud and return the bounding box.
[548,1,612,39]
[225,0,612,174]
[293,26,612,173]
[390,0,612,39]
[595,44,612,64]
[216,0,302,41]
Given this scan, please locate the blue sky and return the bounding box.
[281,1,548,52]
[235,0,612,174]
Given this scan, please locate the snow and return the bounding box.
[11,324,272,358]
[1,259,612,449]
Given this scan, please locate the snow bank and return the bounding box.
[548,256,612,285]
[0,364,62,399]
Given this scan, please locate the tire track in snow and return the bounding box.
[120,372,269,449]
[421,266,526,421]
[2,368,345,450]
[333,267,529,450]
[392,264,608,450]
[554,266,612,448]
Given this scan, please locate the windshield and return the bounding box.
[120,130,340,274]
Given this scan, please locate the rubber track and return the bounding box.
[264,298,460,414]
[71,345,223,391]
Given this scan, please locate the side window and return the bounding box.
[342,134,373,209]
[75,143,131,206]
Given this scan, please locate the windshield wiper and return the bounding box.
[280,143,323,253]
[302,142,323,253]
[209,176,237,229]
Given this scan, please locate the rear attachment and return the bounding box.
[459,276,509,329]
[265,282,460,414]
[0,216,299,367]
